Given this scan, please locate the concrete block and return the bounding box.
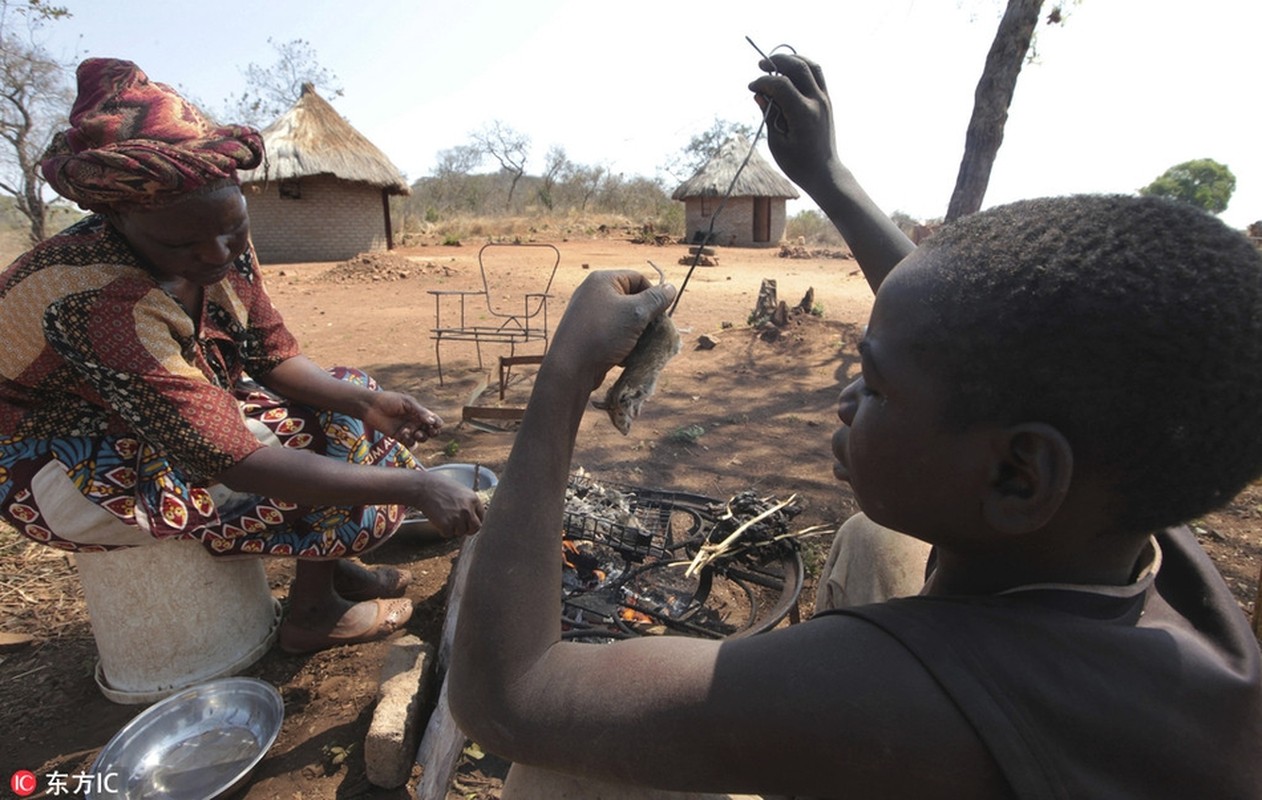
[364,635,438,788]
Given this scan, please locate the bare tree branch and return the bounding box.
[220,38,342,129]
[472,121,529,210]
[0,0,75,245]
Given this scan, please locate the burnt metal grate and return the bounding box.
[562,473,713,562]
[560,472,804,641]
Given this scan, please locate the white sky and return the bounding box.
[41,0,1262,228]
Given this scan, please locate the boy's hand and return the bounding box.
[546,270,676,391]
[748,54,839,192]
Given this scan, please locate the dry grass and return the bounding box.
[0,524,91,639]
[397,211,672,247]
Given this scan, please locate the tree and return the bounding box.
[473,121,529,210]
[537,145,570,211]
[0,0,74,245]
[666,118,755,181]
[945,0,1048,222]
[428,144,486,214]
[567,163,606,212]
[1139,159,1236,215]
[221,38,342,128]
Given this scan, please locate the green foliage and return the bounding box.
[443,440,460,457]
[889,210,919,228]
[668,424,706,444]
[785,209,846,247]
[1139,158,1236,214]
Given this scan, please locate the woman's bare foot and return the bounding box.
[332,559,413,601]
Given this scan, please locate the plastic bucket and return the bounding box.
[75,539,281,705]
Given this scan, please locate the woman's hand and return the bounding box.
[411,472,484,539]
[545,269,677,391]
[748,54,840,193]
[363,391,443,448]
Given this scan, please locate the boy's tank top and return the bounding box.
[817,526,1262,799]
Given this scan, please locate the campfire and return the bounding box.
[559,470,811,641]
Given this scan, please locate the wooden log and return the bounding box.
[462,405,526,422]
[414,532,481,800]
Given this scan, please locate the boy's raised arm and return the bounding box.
[749,54,914,292]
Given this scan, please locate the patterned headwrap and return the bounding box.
[40,58,265,209]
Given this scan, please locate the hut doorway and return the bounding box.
[753,196,772,243]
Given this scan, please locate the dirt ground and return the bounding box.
[1,234,1258,799]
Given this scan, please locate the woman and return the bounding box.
[0,58,483,653]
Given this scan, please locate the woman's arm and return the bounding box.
[749,54,914,292]
[217,444,481,538]
[259,355,444,446]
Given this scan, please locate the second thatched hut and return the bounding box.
[671,134,799,248]
[237,84,409,264]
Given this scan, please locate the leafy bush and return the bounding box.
[785,209,846,247]
[1139,159,1236,214]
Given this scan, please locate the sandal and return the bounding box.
[278,597,413,655]
[333,562,413,602]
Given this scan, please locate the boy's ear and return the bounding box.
[982,423,1073,536]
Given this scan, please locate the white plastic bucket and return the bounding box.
[74,539,281,704]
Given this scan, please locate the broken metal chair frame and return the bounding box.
[428,242,560,385]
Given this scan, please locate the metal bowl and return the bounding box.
[87,677,283,800]
[399,463,498,539]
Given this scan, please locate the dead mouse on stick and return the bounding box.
[592,262,681,435]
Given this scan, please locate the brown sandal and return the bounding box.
[278,597,413,654]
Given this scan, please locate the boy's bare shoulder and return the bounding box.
[705,614,1011,798]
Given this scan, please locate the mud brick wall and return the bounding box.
[682,196,787,248]
[244,176,389,264]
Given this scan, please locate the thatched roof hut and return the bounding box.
[238,84,410,264]
[671,134,799,248]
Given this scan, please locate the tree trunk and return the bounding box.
[945,0,1044,222]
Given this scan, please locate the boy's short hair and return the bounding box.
[915,194,1262,534]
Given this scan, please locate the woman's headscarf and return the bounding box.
[40,58,264,210]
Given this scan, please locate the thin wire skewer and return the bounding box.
[666,37,797,318]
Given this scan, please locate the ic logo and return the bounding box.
[9,770,37,797]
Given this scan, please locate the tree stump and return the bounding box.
[796,287,816,314]
[770,301,790,327]
[753,279,778,321]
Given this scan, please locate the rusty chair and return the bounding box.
[429,242,560,385]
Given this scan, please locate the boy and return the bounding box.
[448,55,1262,798]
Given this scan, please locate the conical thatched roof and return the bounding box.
[238,84,409,195]
[671,134,798,200]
